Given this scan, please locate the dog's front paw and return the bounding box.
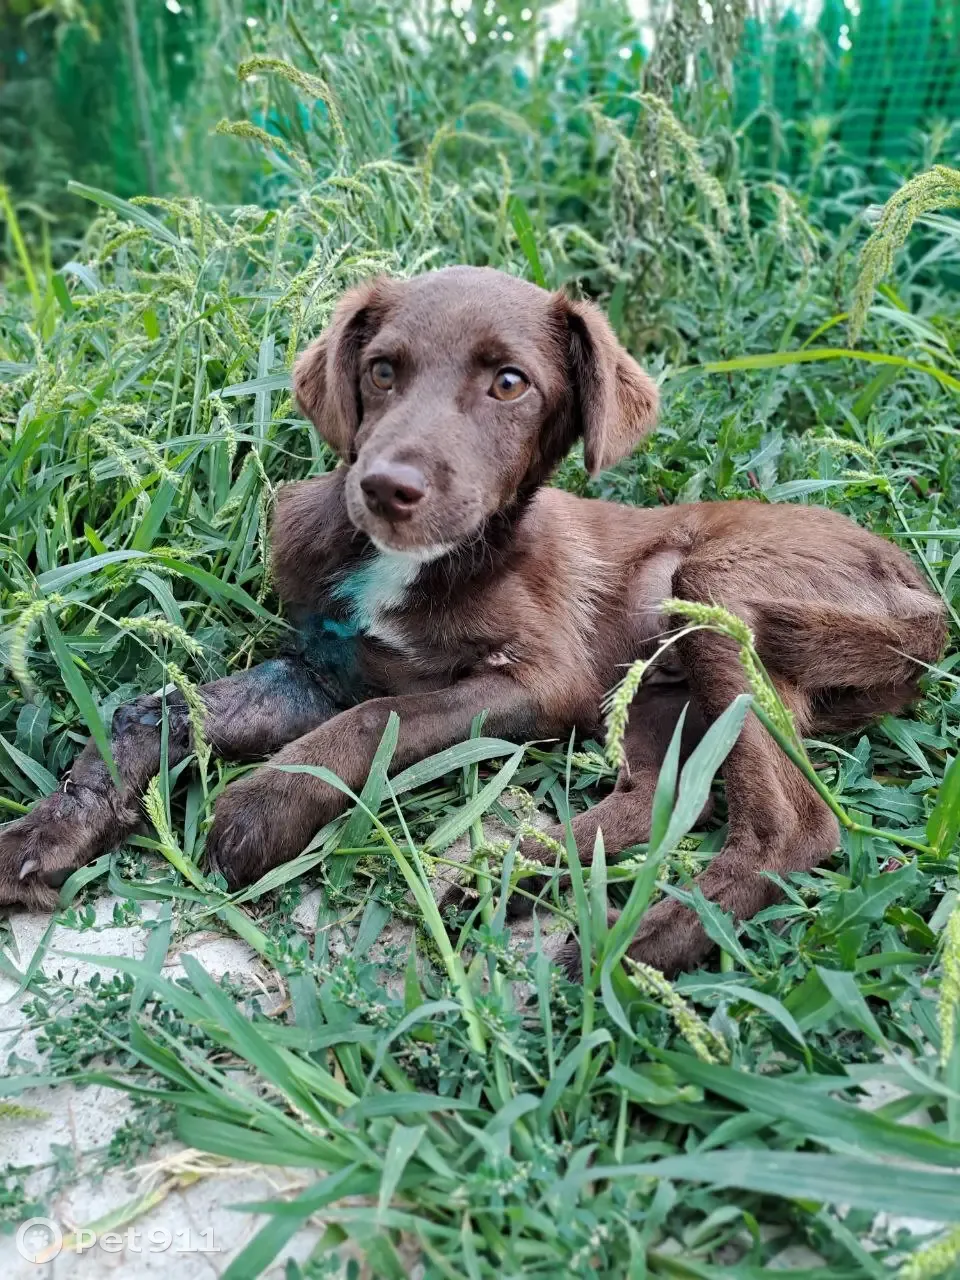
[0,790,115,910]
[437,879,479,920]
[625,897,712,976]
[549,900,712,983]
[205,770,325,889]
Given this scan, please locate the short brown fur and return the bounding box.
[0,267,945,974]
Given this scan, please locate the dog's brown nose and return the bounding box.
[360,462,426,521]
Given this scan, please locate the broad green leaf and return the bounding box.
[686,888,759,975]
[927,752,960,856]
[221,1165,373,1279]
[606,1061,702,1107]
[690,981,807,1052]
[654,1049,960,1167]
[0,732,57,795]
[378,1124,425,1218]
[130,902,173,1015]
[880,715,933,776]
[648,705,687,851]
[390,738,519,794]
[132,479,179,552]
[0,414,52,494]
[814,967,886,1047]
[153,555,278,623]
[334,712,400,886]
[220,372,291,398]
[656,693,751,854]
[589,826,609,943]
[67,182,182,247]
[364,1000,460,1090]
[42,614,121,788]
[691,346,960,395]
[852,365,901,419]
[821,861,919,937]
[37,549,152,594]
[764,478,859,500]
[346,1092,476,1121]
[508,196,547,287]
[424,747,524,851]
[539,1030,611,1118]
[580,1149,960,1219]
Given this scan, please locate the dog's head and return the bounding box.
[293,266,658,556]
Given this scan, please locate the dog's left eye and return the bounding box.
[490,368,529,402]
[370,359,395,391]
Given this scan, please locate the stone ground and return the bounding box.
[0,828,557,1278]
[0,895,325,1277]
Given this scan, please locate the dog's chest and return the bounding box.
[296,551,423,699]
[297,549,514,696]
[333,551,422,651]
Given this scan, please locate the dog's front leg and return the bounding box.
[206,675,536,888]
[0,659,340,910]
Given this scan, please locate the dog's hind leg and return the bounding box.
[622,569,947,975]
[0,659,339,909]
[498,685,710,918]
[619,580,850,975]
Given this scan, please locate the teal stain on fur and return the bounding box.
[250,657,338,713]
[331,565,375,629]
[294,553,420,702]
[313,615,358,640]
[296,613,368,706]
[332,552,422,632]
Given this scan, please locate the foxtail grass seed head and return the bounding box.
[849,165,960,345]
[626,958,730,1063]
[662,598,754,648]
[938,898,960,1067]
[166,663,211,773]
[517,824,566,864]
[505,786,538,822]
[899,1225,960,1280]
[658,600,796,738]
[817,432,878,467]
[635,94,731,233]
[569,751,616,777]
[604,659,648,769]
[465,839,511,885]
[213,121,311,176]
[6,595,64,696]
[143,775,177,851]
[236,57,346,148]
[0,1102,49,1121]
[116,616,205,662]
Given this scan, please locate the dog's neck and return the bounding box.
[319,460,553,643]
[408,485,539,600]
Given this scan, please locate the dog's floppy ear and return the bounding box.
[562,297,659,476]
[293,278,391,460]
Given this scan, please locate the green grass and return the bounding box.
[3,5,960,1276]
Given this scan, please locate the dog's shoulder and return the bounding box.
[271,468,357,607]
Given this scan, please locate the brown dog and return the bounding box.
[0,267,945,973]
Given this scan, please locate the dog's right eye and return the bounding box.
[370,359,395,391]
[490,368,529,401]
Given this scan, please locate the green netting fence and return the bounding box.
[1,0,959,247]
[735,0,960,167]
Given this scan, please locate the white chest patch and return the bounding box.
[333,550,424,649]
